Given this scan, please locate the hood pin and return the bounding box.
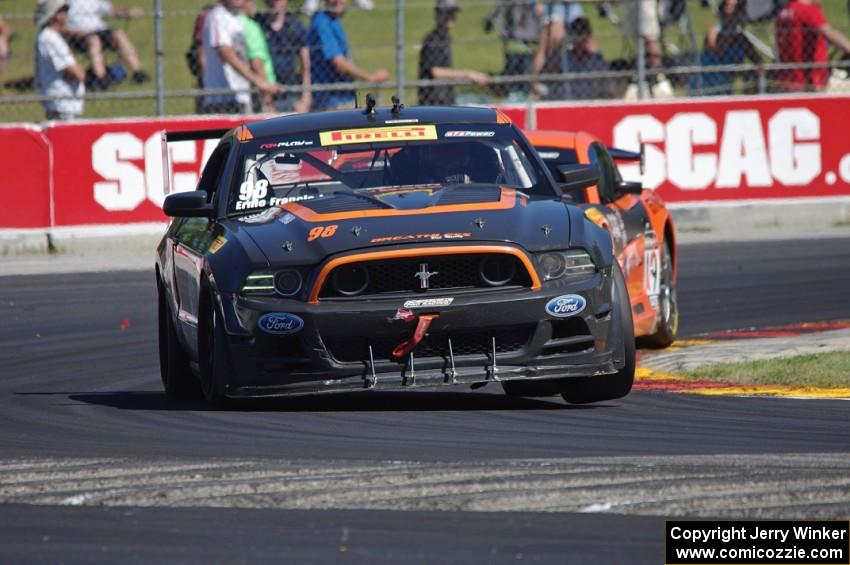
[542,225,552,236]
[474,218,486,229]
[282,241,294,251]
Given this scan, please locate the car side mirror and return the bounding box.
[615,180,643,195]
[163,190,213,218]
[556,164,598,193]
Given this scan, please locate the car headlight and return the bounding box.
[241,272,276,295]
[535,249,596,282]
[241,269,304,297]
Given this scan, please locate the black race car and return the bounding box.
[157,103,635,405]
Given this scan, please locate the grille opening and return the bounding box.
[263,335,303,357]
[551,317,591,340]
[332,265,370,296]
[319,254,532,299]
[545,317,594,354]
[324,325,536,364]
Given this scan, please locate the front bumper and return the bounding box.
[218,270,624,397]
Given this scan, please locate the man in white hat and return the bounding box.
[34,0,85,120]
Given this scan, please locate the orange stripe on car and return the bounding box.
[284,188,517,223]
[308,244,542,303]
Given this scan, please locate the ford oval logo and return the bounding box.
[545,294,586,318]
[258,313,304,335]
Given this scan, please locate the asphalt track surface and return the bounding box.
[1,238,849,563]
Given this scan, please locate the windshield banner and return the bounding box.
[319,125,438,146]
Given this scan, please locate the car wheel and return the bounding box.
[639,238,678,348]
[501,379,560,397]
[158,278,201,400]
[198,286,233,405]
[559,261,635,404]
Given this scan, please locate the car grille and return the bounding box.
[324,325,537,364]
[318,253,533,299]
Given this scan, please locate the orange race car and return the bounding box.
[525,130,678,347]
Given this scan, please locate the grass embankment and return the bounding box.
[684,350,850,389]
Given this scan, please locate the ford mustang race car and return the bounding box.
[156,103,635,404]
[525,131,678,348]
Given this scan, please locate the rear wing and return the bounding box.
[607,144,645,175]
[160,128,230,200]
[163,128,230,143]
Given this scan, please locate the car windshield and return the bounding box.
[228,124,548,215]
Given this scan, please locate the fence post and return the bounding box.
[154,0,165,116]
[396,0,405,102]
[636,0,646,100]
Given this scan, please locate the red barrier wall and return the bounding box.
[2,95,849,229]
[533,94,850,203]
[46,116,246,227]
[0,125,51,229]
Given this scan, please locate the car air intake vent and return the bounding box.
[436,185,502,206]
[319,253,533,299]
[299,195,388,214]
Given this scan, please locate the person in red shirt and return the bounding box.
[775,0,850,90]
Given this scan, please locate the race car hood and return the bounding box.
[228,186,572,266]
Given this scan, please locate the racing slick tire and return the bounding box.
[198,283,233,406]
[559,262,635,404]
[638,238,678,349]
[158,278,202,400]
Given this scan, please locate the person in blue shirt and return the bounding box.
[307,0,388,110]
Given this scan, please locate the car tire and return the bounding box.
[639,238,678,349]
[198,284,233,406]
[501,379,560,397]
[158,278,202,400]
[559,262,635,404]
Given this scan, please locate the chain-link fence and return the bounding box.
[2,0,850,122]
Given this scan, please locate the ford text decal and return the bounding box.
[258,313,305,335]
[545,295,586,318]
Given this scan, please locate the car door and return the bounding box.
[171,143,231,355]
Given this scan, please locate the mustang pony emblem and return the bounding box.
[414,263,438,290]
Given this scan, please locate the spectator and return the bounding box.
[241,0,276,111]
[256,0,312,113]
[483,0,540,94]
[775,0,850,91]
[418,0,489,105]
[308,0,388,111]
[187,5,214,87]
[34,0,85,120]
[302,0,374,17]
[531,2,584,84]
[0,16,12,78]
[64,0,149,89]
[566,17,614,99]
[540,16,613,100]
[622,0,662,68]
[691,0,762,95]
[201,0,278,114]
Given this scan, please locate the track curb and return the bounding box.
[637,323,850,399]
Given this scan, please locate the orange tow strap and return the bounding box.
[391,314,438,359]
